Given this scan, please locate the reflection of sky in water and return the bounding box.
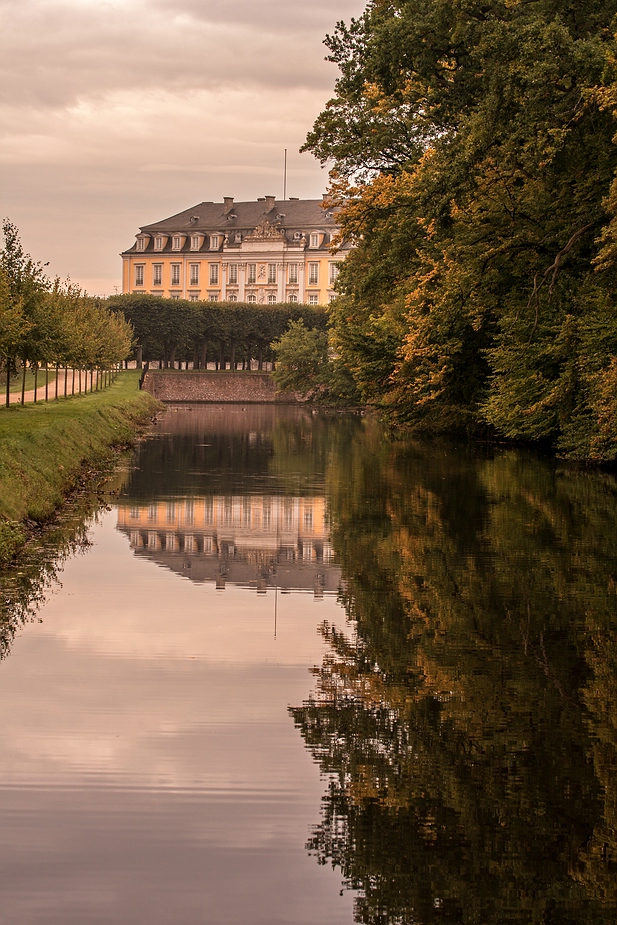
[0,511,355,924]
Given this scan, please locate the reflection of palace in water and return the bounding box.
[116,495,341,595]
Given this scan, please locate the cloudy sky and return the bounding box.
[1,0,366,295]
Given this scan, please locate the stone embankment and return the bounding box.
[141,370,298,403]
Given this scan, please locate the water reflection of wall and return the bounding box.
[116,495,341,595]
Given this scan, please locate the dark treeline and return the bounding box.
[306,0,617,461]
[109,294,328,371]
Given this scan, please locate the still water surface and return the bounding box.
[1,404,617,924]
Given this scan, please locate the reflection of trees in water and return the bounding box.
[0,467,127,661]
[291,422,617,924]
[121,406,363,500]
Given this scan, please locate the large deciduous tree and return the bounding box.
[306,0,617,458]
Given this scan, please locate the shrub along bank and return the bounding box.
[0,370,161,564]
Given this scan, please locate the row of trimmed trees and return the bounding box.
[109,294,328,371]
[1,221,133,405]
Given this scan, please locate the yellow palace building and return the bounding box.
[121,195,350,305]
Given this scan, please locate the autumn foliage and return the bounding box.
[307,0,617,459]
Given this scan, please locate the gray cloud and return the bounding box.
[0,0,367,292]
[1,0,363,107]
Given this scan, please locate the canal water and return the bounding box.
[1,404,617,924]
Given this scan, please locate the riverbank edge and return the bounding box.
[0,371,163,565]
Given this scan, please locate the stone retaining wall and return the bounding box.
[141,370,298,403]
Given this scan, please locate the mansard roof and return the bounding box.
[120,197,353,258]
[139,198,337,235]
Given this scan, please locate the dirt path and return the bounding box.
[7,370,97,405]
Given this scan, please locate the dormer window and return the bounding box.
[210,234,220,250]
[293,231,303,242]
[172,235,182,250]
[136,237,146,251]
[234,232,242,243]
[310,233,320,248]
[191,235,201,251]
[154,236,164,251]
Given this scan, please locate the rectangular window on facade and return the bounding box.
[135,265,144,286]
[248,264,256,284]
[189,293,199,301]
[204,497,213,524]
[211,235,220,249]
[228,264,238,285]
[268,264,276,284]
[172,235,182,250]
[209,264,219,286]
[310,233,319,248]
[268,294,276,303]
[288,293,298,303]
[136,238,145,251]
[288,264,298,284]
[153,264,162,286]
[154,236,164,251]
[228,294,238,302]
[308,262,319,285]
[209,294,218,301]
[184,499,194,525]
[308,294,319,305]
[171,264,181,286]
[190,263,200,286]
[329,262,340,285]
[170,294,180,300]
[191,235,201,250]
[247,294,257,303]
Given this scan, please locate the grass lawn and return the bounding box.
[0,370,161,562]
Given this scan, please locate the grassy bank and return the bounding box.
[0,371,162,564]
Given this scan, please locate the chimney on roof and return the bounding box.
[223,197,234,214]
[264,195,276,211]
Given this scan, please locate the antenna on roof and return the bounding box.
[283,148,287,201]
